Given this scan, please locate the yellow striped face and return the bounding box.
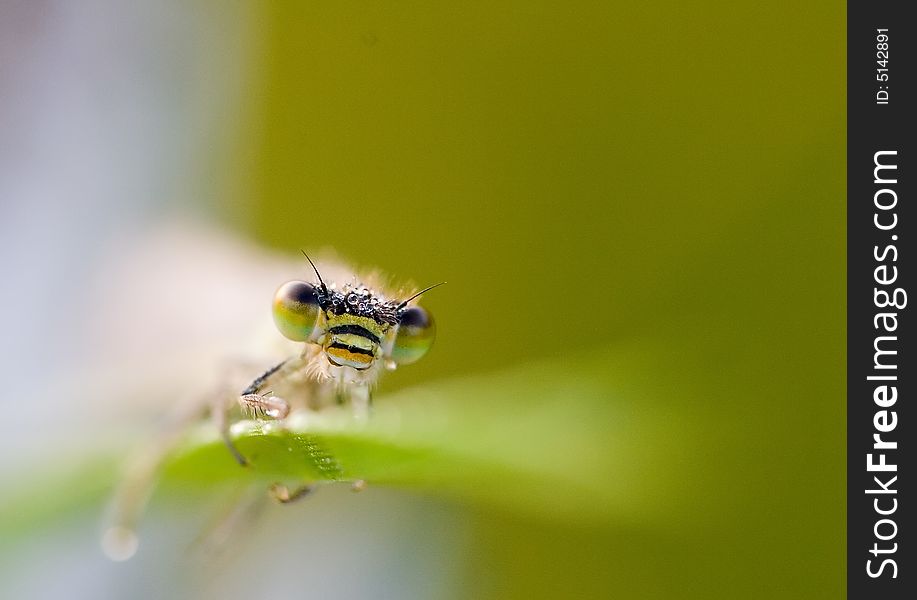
[272,256,441,373]
[314,283,398,371]
[322,312,387,370]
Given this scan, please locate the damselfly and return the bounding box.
[103,252,442,560]
[226,252,442,460]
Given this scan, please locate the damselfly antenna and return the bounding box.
[397,282,447,309]
[300,249,328,295]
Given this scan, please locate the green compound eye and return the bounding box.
[391,306,435,365]
[272,280,321,342]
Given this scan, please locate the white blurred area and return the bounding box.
[0,4,464,599]
[0,0,263,461]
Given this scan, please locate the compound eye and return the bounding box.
[391,306,435,365]
[272,281,321,341]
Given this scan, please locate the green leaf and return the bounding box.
[0,341,704,551]
[158,347,699,528]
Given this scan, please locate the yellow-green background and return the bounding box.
[210,1,845,597]
[0,1,845,598]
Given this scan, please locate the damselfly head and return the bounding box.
[271,255,441,372]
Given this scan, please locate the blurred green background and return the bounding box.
[217,1,845,596]
[0,1,845,598]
